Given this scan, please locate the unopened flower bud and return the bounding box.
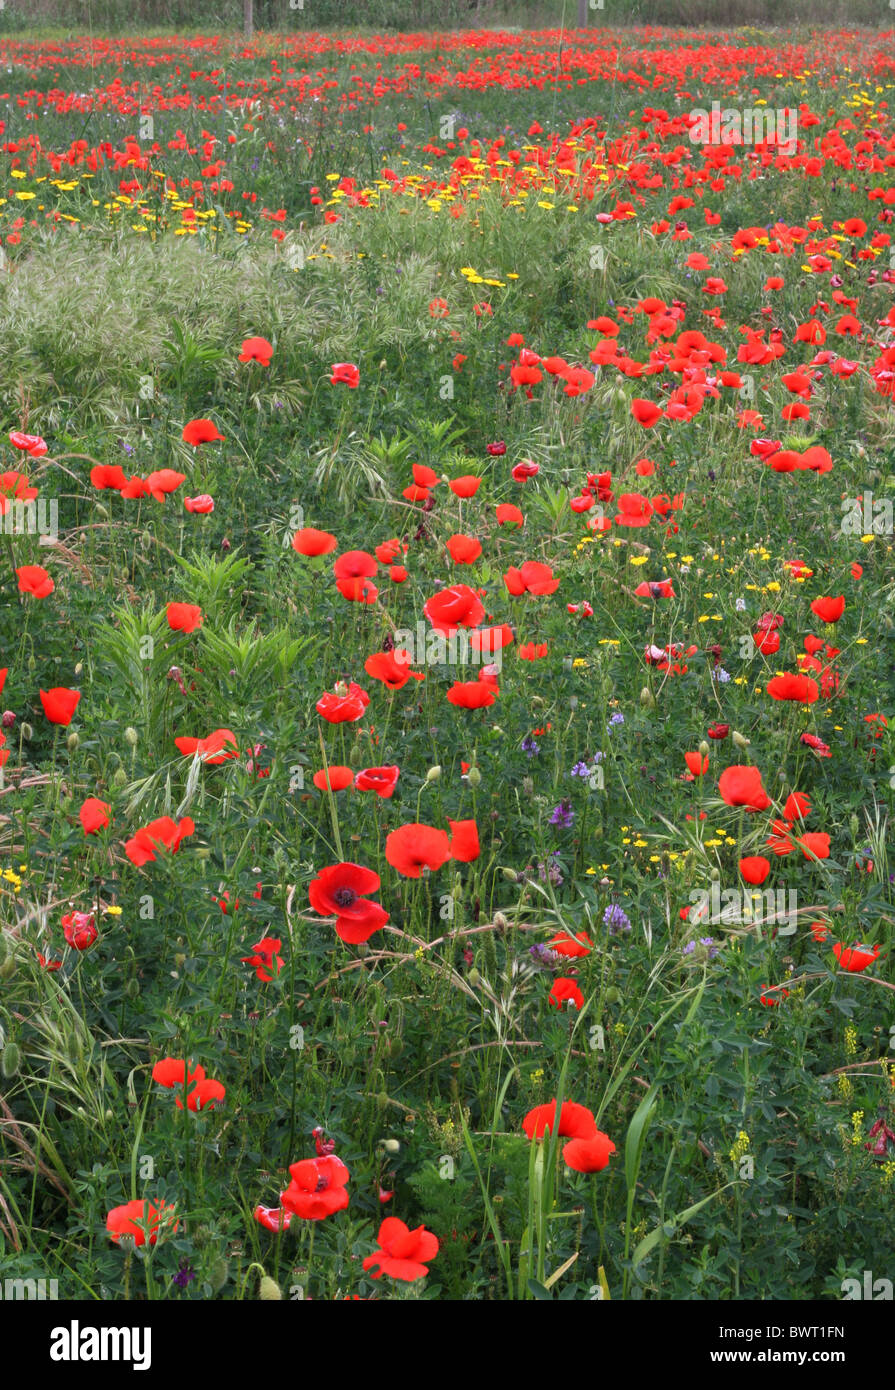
[640,686,655,709]
[2,710,15,729]
[698,740,710,757]
[21,722,33,740]
[124,727,138,747]
[731,730,750,749]
[258,1276,282,1301]
[466,765,481,788]
[67,732,79,752]
[381,1138,401,1154]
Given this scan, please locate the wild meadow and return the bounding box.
[0,18,892,1306]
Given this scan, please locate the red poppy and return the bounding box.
[16,565,54,598]
[449,475,482,498]
[447,679,497,709]
[185,494,214,514]
[90,464,128,491]
[167,602,203,634]
[423,583,485,636]
[79,797,111,835]
[62,910,97,950]
[739,856,771,886]
[448,819,480,862]
[767,673,819,703]
[385,823,452,878]
[175,729,239,764]
[40,687,81,726]
[362,1217,439,1281]
[106,1199,178,1247]
[364,649,425,690]
[523,1099,598,1141]
[563,1131,616,1173]
[718,766,772,812]
[152,1058,206,1088]
[330,362,359,388]
[548,930,592,958]
[354,765,400,798]
[446,534,482,565]
[832,942,880,973]
[281,1155,350,1220]
[175,1078,226,1111]
[293,527,338,556]
[254,1205,292,1233]
[518,642,548,660]
[810,595,845,624]
[316,682,369,724]
[182,418,225,446]
[238,336,273,366]
[9,430,48,458]
[783,791,811,822]
[496,503,524,527]
[503,561,559,596]
[241,936,283,982]
[312,766,354,792]
[124,816,195,867]
[146,469,185,503]
[308,862,389,943]
[684,752,709,778]
[549,977,584,1010]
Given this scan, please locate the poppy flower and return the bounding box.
[739,856,771,885]
[503,561,559,596]
[518,642,548,660]
[90,464,128,491]
[354,765,400,798]
[684,752,709,778]
[146,469,185,503]
[447,680,496,709]
[281,1155,350,1220]
[470,625,514,656]
[16,565,54,598]
[523,1099,598,1142]
[182,418,225,446]
[40,687,81,726]
[254,1205,292,1233]
[423,583,485,636]
[487,441,507,456]
[363,1217,438,1281]
[62,910,97,950]
[176,1078,226,1111]
[796,832,831,861]
[312,766,354,792]
[185,494,215,514]
[316,682,369,724]
[511,459,540,482]
[385,823,452,878]
[767,673,819,703]
[167,602,203,634]
[496,503,524,527]
[293,527,338,557]
[238,336,273,366]
[548,930,592,958]
[79,797,111,835]
[718,765,771,812]
[124,815,195,867]
[152,1058,206,1088]
[336,575,378,604]
[106,1199,178,1247]
[631,398,663,427]
[175,729,239,764]
[833,942,880,973]
[330,362,359,388]
[549,977,584,1010]
[333,550,377,582]
[9,430,48,458]
[308,862,389,943]
[364,649,425,690]
[783,791,811,822]
[563,1131,616,1173]
[446,533,482,565]
[241,936,283,982]
[448,819,480,862]
[449,475,481,498]
[810,595,845,624]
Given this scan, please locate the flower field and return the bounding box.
[0,19,893,1313]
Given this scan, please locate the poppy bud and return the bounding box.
[27,656,35,671]
[174,953,186,969]
[67,732,79,752]
[0,933,7,965]
[1,1042,21,1078]
[258,1276,282,1301]
[74,663,83,677]
[376,1091,390,1110]
[493,912,508,932]
[210,1258,229,1293]
[1,711,14,728]
[468,968,481,987]
[605,987,621,1004]
[112,767,127,789]
[124,727,138,747]
[125,978,140,998]
[466,765,482,788]
[710,866,721,881]
[425,765,442,783]
[698,741,710,757]
[20,722,32,741]
[731,730,750,749]
[380,1138,401,1154]
[0,957,15,979]
[640,686,655,709]
[501,867,519,882]
[849,813,859,839]
[387,1038,404,1058]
